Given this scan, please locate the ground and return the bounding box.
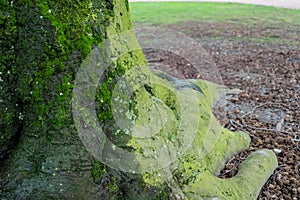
[136,21,300,200]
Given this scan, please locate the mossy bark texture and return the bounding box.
[0,0,277,199]
[0,0,151,199]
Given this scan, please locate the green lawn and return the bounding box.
[129,2,300,25]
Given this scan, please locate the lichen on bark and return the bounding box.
[0,0,277,199]
[0,0,160,199]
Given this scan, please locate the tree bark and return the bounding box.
[0,0,160,199]
[1,1,278,199]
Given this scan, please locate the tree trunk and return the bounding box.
[0,0,159,199]
[0,1,278,199]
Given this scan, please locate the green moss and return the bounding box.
[92,161,107,181]
[1,0,120,192]
[7,0,115,131]
[0,0,21,158]
[107,176,119,194]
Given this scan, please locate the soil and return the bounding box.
[140,21,300,200]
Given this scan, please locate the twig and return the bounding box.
[219,159,241,177]
[229,119,297,135]
[229,119,257,138]
[225,156,238,166]
[295,162,300,171]
[241,103,268,118]
[147,59,163,62]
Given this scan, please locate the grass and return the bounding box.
[129,2,300,45]
[207,35,300,46]
[129,2,300,26]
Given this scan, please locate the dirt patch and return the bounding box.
[167,21,300,44]
[142,21,300,199]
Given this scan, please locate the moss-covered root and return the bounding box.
[185,149,277,200]
[198,129,251,175]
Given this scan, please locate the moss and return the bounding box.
[0,0,251,198]
[132,76,277,199]
[0,0,21,161]
[91,1,175,197]
[7,0,114,131]
[1,0,122,198]
[107,176,119,194]
[92,161,107,181]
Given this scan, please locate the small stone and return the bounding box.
[290,177,297,184]
[286,152,294,158]
[234,109,240,114]
[292,188,297,194]
[269,184,275,189]
[257,139,263,145]
[283,194,292,200]
[273,148,282,154]
[282,188,289,195]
